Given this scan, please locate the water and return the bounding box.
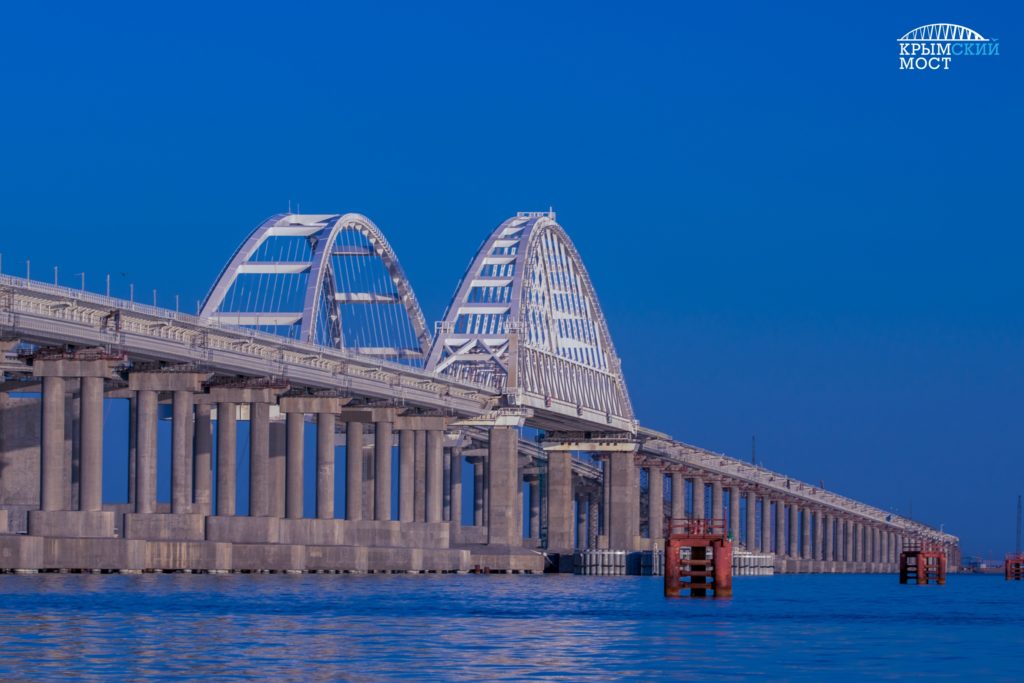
[0,573,1021,680]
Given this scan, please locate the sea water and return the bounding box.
[0,573,1021,680]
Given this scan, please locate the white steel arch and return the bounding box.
[201,213,430,364]
[898,24,988,42]
[427,211,634,422]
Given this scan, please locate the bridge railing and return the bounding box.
[0,273,498,395]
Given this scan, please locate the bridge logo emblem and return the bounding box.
[898,24,998,71]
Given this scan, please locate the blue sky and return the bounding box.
[0,2,1021,556]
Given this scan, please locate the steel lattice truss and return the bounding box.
[200,213,430,365]
[426,212,634,422]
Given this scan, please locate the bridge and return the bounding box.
[0,211,958,574]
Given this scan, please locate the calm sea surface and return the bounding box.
[0,572,1020,681]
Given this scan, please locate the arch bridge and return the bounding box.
[0,210,958,574]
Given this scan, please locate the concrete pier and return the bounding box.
[745,491,756,550]
[399,430,414,523]
[374,422,392,521]
[316,412,335,519]
[346,421,363,521]
[217,402,238,516]
[548,451,572,550]
[136,389,158,515]
[671,472,684,522]
[449,449,462,538]
[606,451,637,550]
[78,376,104,512]
[711,481,723,523]
[285,412,304,519]
[194,404,213,515]
[414,430,426,523]
[249,402,271,517]
[648,466,664,542]
[487,426,519,547]
[729,486,739,541]
[692,476,704,519]
[789,504,799,558]
[802,507,811,559]
[761,498,772,553]
[775,501,785,555]
[425,429,443,524]
[824,513,834,562]
[575,493,587,549]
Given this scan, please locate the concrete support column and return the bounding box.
[824,514,834,562]
[425,429,444,524]
[79,375,105,512]
[193,403,213,515]
[587,493,599,548]
[728,486,740,541]
[471,457,485,526]
[670,472,684,522]
[285,412,304,519]
[802,507,812,559]
[607,451,638,550]
[775,502,786,556]
[443,449,452,522]
[745,492,757,550]
[414,430,426,522]
[649,466,664,542]
[789,505,800,558]
[135,389,158,514]
[449,449,462,535]
[346,421,364,521]
[692,476,705,519]
[711,481,723,524]
[248,402,270,517]
[487,426,519,546]
[844,519,854,562]
[374,422,393,521]
[548,451,573,549]
[398,429,415,522]
[127,395,137,507]
[517,472,524,540]
[575,494,587,549]
[600,460,610,537]
[527,476,540,538]
[270,421,286,518]
[40,375,67,511]
[216,402,237,516]
[68,387,79,511]
[813,510,823,560]
[761,498,772,553]
[316,412,335,519]
[854,522,863,562]
[171,390,193,514]
[363,436,375,522]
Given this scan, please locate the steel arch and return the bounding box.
[200,213,430,364]
[427,211,634,422]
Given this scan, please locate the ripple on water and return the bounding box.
[0,573,1022,681]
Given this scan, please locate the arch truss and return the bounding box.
[427,212,634,423]
[201,213,430,365]
[898,24,988,42]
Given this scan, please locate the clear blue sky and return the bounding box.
[0,2,1020,557]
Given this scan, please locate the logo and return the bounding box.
[898,23,999,70]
